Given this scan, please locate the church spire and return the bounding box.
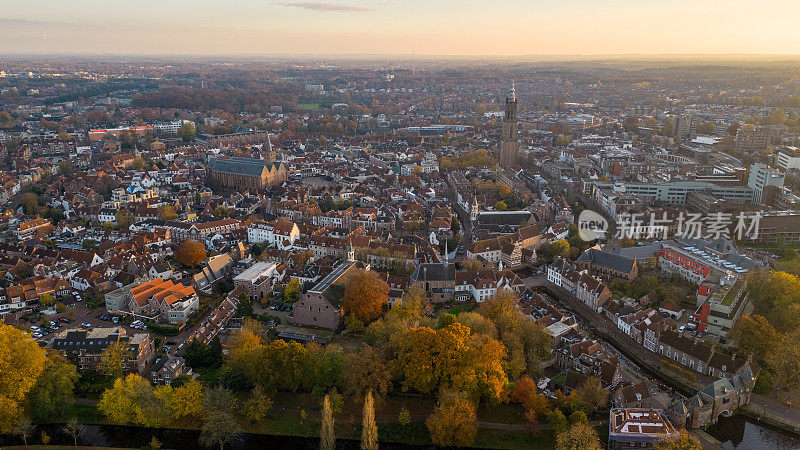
[347,238,355,262]
[509,81,516,102]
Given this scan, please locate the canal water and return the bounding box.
[0,424,436,449]
[706,415,800,449]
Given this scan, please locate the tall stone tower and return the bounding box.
[499,82,519,168]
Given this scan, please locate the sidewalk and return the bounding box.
[747,395,800,432]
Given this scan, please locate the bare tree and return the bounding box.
[63,418,84,447]
[12,416,34,447]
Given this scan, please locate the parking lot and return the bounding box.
[23,299,151,345]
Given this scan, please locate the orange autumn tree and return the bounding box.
[391,323,508,401]
[511,377,550,417]
[343,269,389,323]
[175,239,207,267]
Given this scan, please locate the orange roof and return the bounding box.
[131,278,196,307]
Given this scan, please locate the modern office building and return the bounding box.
[747,163,784,205]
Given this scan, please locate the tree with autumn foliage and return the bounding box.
[426,390,477,447]
[556,422,603,450]
[172,379,205,420]
[511,377,550,417]
[98,340,131,380]
[0,324,47,433]
[391,322,508,401]
[655,429,702,450]
[175,239,207,267]
[477,289,552,378]
[343,269,389,323]
[361,390,378,450]
[730,314,779,356]
[343,345,392,402]
[97,374,173,427]
[574,376,609,415]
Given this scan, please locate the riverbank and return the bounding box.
[27,396,590,450]
[740,404,800,435]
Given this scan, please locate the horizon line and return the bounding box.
[4,52,800,60]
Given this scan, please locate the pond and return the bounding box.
[706,414,800,449]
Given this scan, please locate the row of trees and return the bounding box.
[732,270,800,390]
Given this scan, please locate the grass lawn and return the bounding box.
[476,429,555,449]
[477,403,525,424]
[299,103,320,110]
[448,305,465,315]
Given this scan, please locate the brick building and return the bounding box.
[207,157,287,191]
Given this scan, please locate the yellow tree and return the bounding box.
[0,324,47,432]
[730,314,779,356]
[426,390,477,447]
[98,374,158,425]
[320,394,335,450]
[361,390,378,450]
[172,379,204,420]
[244,385,273,424]
[225,329,264,383]
[98,339,131,380]
[392,323,507,401]
[556,422,603,450]
[655,429,702,450]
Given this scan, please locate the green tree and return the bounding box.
[200,386,241,450]
[178,122,196,142]
[40,293,55,306]
[29,353,78,421]
[20,192,39,214]
[547,409,568,434]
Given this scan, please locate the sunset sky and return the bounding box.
[1,0,799,56]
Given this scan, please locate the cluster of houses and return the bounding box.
[545,250,758,428]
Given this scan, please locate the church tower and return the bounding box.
[499,82,519,168]
[261,134,276,163]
